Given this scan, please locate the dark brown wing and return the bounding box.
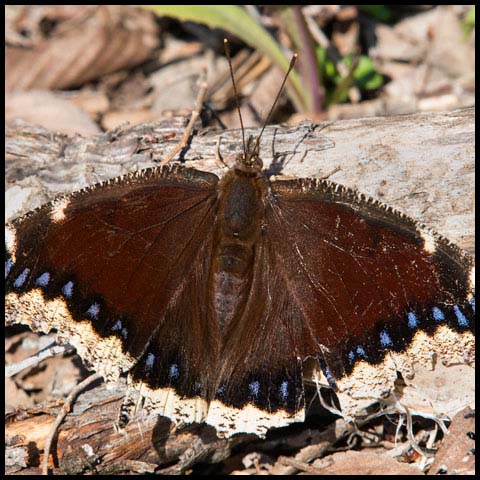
[206,175,474,434]
[5,165,221,423]
[265,177,474,411]
[205,232,306,437]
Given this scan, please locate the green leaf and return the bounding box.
[353,55,384,90]
[463,6,475,38]
[359,5,392,23]
[141,5,306,111]
[315,46,336,81]
[328,57,357,105]
[343,54,384,90]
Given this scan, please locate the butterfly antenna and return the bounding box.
[254,53,297,153]
[224,38,247,156]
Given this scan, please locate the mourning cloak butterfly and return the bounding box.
[5,52,475,439]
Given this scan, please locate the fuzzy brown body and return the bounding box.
[213,169,267,333]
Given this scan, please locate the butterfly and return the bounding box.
[5,44,475,438]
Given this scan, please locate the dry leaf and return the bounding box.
[6,5,159,91]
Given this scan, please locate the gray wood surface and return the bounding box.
[6,107,474,256]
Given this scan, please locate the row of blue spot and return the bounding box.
[6,261,129,338]
[143,356,180,383]
[347,301,474,364]
[247,379,290,402]
[6,259,473,405]
[6,262,75,299]
[143,352,291,403]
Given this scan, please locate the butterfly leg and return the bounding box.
[160,70,209,166]
[214,136,229,170]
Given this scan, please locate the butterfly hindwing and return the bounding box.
[205,234,307,436]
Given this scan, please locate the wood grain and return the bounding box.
[6,107,474,254]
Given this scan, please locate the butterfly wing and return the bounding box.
[265,177,475,415]
[5,165,221,423]
[205,232,307,436]
[6,164,474,435]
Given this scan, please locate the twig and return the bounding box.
[318,165,341,179]
[159,71,208,166]
[277,455,332,474]
[6,343,74,378]
[42,372,103,475]
[102,459,158,475]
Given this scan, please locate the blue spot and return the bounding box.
[433,306,445,321]
[14,268,30,288]
[169,364,179,381]
[407,311,418,329]
[470,296,475,313]
[453,305,468,327]
[35,272,50,287]
[348,351,355,363]
[380,330,393,347]
[248,380,260,398]
[5,259,14,279]
[86,302,100,320]
[112,320,122,331]
[279,381,288,401]
[356,346,367,358]
[323,365,336,388]
[121,328,128,339]
[145,353,155,371]
[216,385,225,397]
[62,281,74,298]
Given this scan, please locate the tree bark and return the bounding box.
[6,107,474,254]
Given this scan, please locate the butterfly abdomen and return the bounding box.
[212,170,267,332]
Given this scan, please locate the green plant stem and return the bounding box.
[292,6,324,114]
[141,5,307,112]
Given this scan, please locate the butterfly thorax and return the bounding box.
[212,162,267,333]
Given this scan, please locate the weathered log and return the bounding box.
[6,107,474,253]
[5,107,475,474]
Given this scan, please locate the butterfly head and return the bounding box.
[235,135,263,173]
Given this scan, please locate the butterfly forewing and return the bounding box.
[266,177,474,385]
[5,166,220,382]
